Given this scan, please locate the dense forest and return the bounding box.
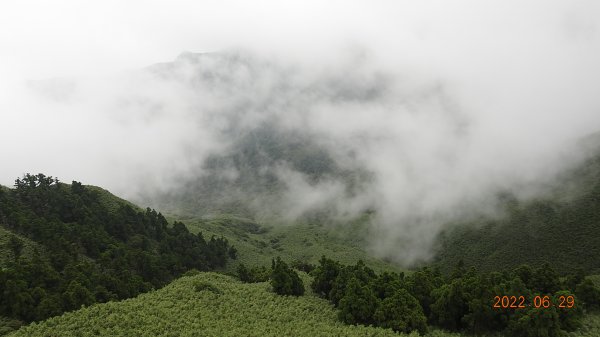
[0,174,235,325]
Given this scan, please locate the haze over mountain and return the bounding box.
[2,1,600,265]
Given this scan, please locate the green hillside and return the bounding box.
[432,151,600,274]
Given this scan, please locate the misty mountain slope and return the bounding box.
[432,149,600,274]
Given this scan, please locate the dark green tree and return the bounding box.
[237,263,252,283]
[270,257,304,296]
[430,279,469,331]
[370,272,403,300]
[310,256,341,298]
[373,288,427,334]
[406,267,442,319]
[338,276,378,325]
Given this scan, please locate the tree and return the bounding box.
[329,261,375,306]
[370,272,403,300]
[237,263,252,283]
[373,288,427,334]
[406,268,441,318]
[310,256,340,298]
[429,279,469,331]
[270,257,304,296]
[338,276,378,325]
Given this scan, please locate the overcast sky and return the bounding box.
[2,0,600,263]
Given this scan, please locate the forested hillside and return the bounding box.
[433,150,600,274]
[0,174,235,332]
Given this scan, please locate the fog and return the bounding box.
[1,0,600,264]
